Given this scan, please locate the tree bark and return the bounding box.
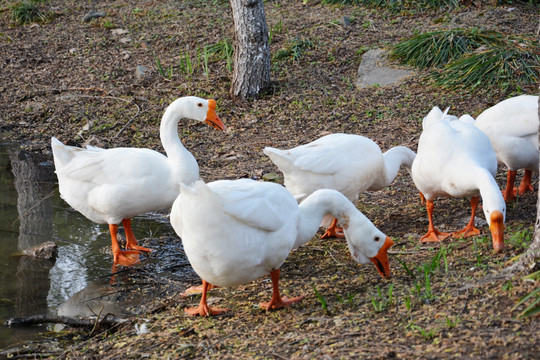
[229,0,270,100]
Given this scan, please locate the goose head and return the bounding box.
[482,204,506,253]
[342,212,394,279]
[168,97,227,131]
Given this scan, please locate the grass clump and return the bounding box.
[320,0,535,11]
[434,45,539,91]
[389,28,503,68]
[273,38,313,62]
[151,38,235,79]
[205,39,234,72]
[389,28,539,92]
[320,0,461,12]
[11,1,46,25]
[371,283,394,312]
[512,271,540,318]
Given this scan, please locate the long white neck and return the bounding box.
[159,98,199,184]
[474,168,506,224]
[370,146,416,190]
[295,189,358,249]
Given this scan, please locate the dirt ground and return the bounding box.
[0,0,539,358]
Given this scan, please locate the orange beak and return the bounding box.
[489,210,505,253]
[370,236,394,279]
[205,99,227,131]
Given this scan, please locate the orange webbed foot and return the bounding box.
[184,305,229,317]
[113,250,141,267]
[321,227,345,239]
[259,295,304,311]
[451,226,480,239]
[420,230,450,243]
[126,244,153,253]
[321,218,344,239]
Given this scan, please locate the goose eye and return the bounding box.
[374,236,380,242]
[197,103,203,107]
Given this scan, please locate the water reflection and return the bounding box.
[0,143,54,347]
[9,146,56,317]
[0,142,190,349]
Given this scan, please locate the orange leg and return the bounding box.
[517,169,534,196]
[109,224,140,266]
[419,192,426,205]
[123,219,152,253]
[321,218,345,239]
[502,170,517,202]
[182,283,218,296]
[420,200,450,243]
[452,197,481,238]
[184,280,229,317]
[259,269,304,310]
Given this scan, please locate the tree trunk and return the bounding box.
[504,95,540,275]
[229,0,270,100]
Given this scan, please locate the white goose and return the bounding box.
[263,133,415,238]
[411,106,506,252]
[51,96,226,266]
[170,179,393,317]
[474,95,539,202]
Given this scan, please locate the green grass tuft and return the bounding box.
[320,0,534,11]
[11,1,46,25]
[434,44,539,91]
[205,39,234,72]
[389,28,504,68]
[273,38,313,62]
[389,28,539,92]
[320,0,461,12]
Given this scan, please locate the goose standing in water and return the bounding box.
[52,96,226,266]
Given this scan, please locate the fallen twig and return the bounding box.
[5,314,128,328]
[115,105,143,138]
[458,287,470,316]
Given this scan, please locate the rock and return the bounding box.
[135,65,148,80]
[22,241,58,260]
[262,172,283,183]
[341,16,350,27]
[82,10,106,23]
[58,282,133,318]
[356,48,416,89]
[111,28,129,36]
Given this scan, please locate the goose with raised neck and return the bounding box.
[51,96,226,266]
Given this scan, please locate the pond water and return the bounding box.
[0,141,190,349]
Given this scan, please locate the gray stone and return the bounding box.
[356,48,416,89]
[135,65,148,80]
[22,241,57,260]
[262,172,283,183]
[83,10,106,23]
